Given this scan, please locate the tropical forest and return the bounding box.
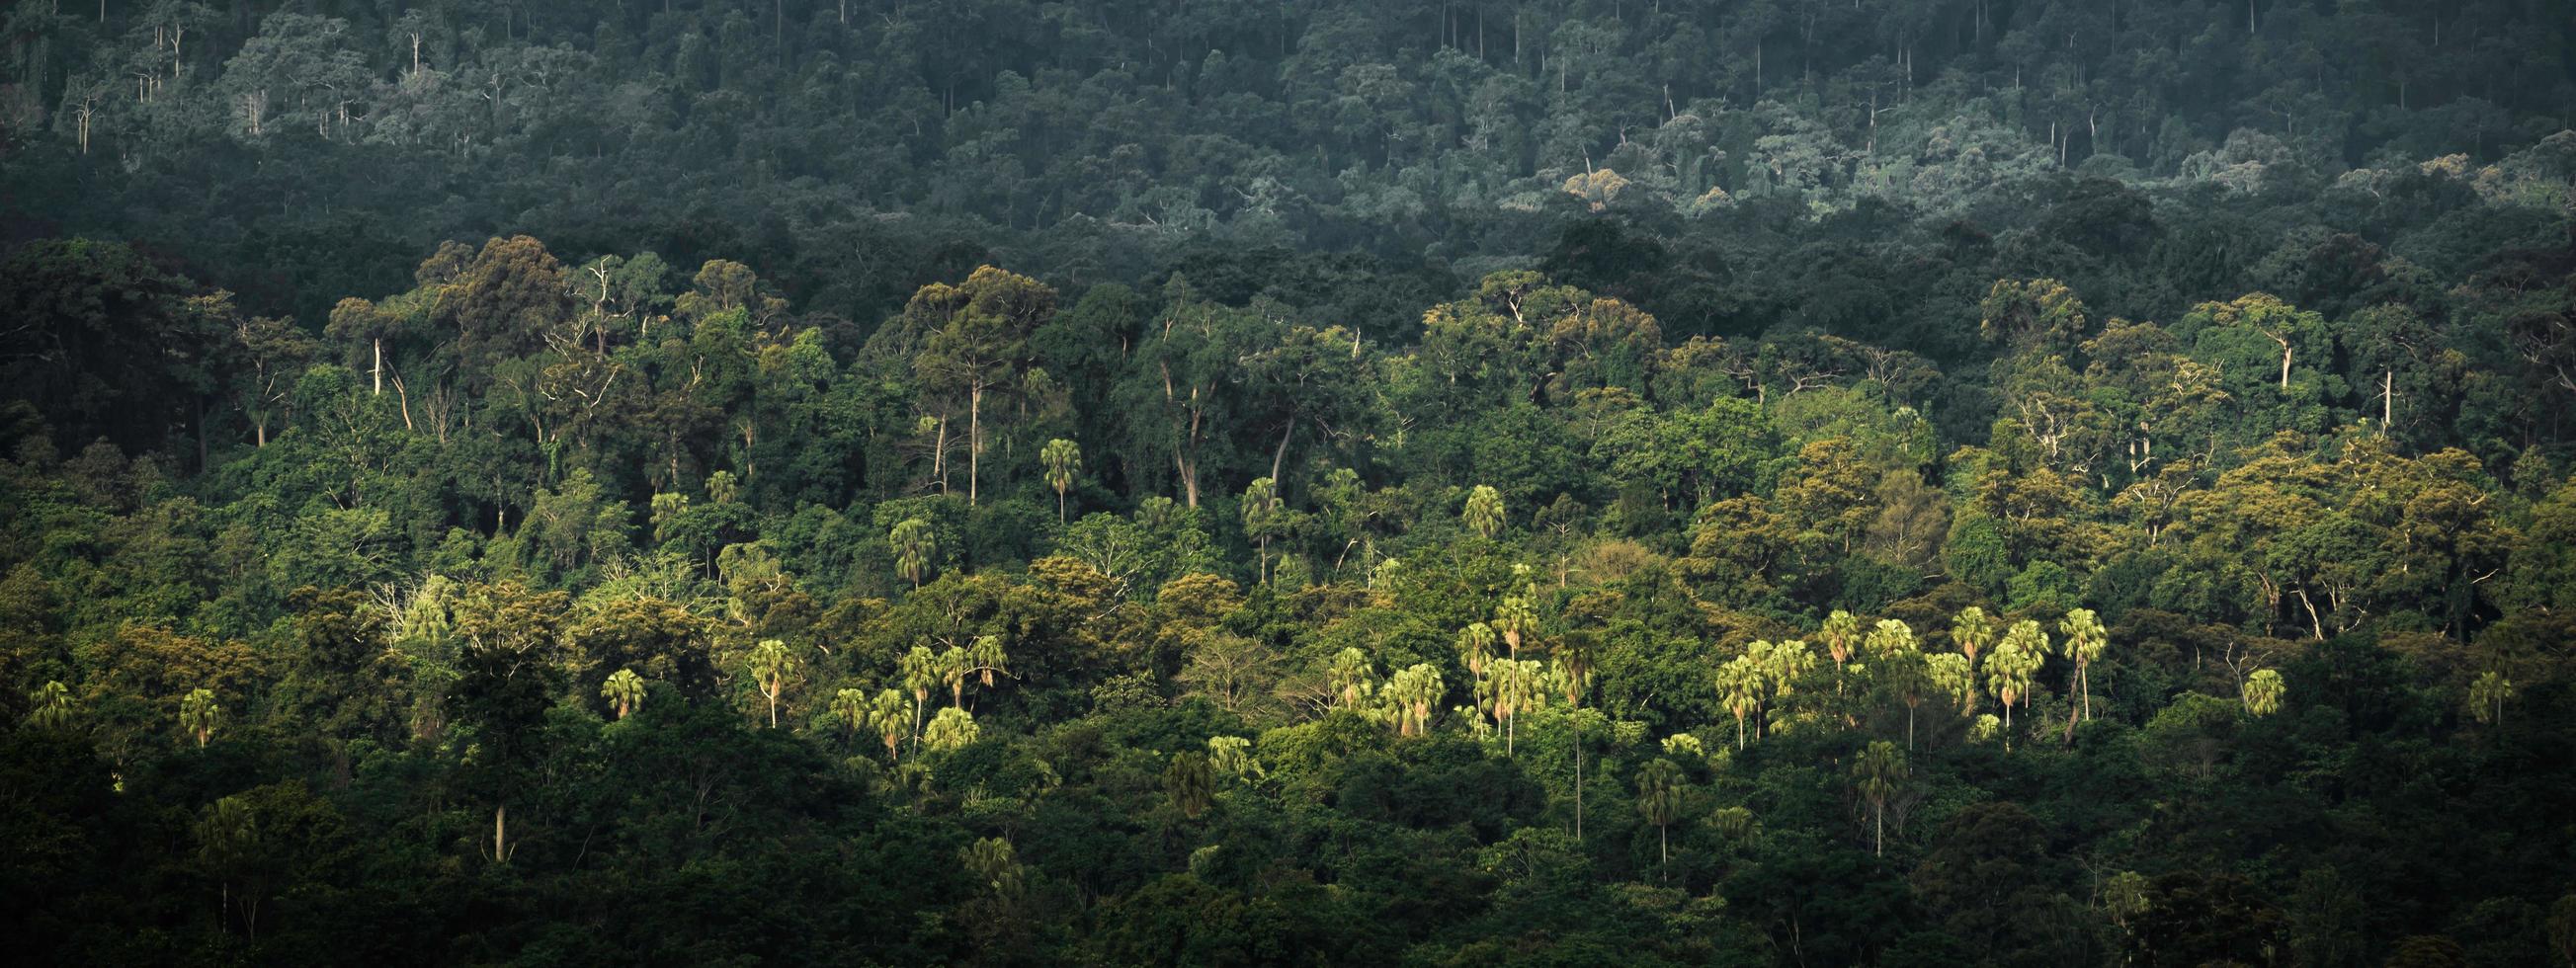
[4,1,2576,965]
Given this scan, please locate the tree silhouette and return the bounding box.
[2469,670,2514,727]
[1241,476,1286,583]
[197,795,262,939]
[1165,750,1214,819]
[1635,758,1685,881]
[179,687,221,748]
[891,518,937,589]
[961,837,1024,898]
[1462,484,1505,539]
[936,645,971,708]
[1984,623,2046,749]
[1854,740,1906,856]
[1718,657,1762,750]
[601,668,645,720]
[1040,439,1082,522]
[828,687,870,743]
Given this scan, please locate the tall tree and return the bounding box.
[601,668,644,720]
[1854,740,1906,856]
[1041,439,1082,522]
[1635,758,1685,881]
[747,639,796,728]
[179,686,221,748]
[1463,484,1506,539]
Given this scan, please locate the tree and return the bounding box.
[872,688,912,760]
[1455,621,1498,678]
[900,646,942,747]
[2468,671,2513,727]
[24,681,74,730]
[1951,606,1998,666]
[1165,750,1214,819]
[197,795,262,938]
[1983,624,2045,748]
[1635,758,1686,881]
[892,518,937,589]
[962,837,1024,899]
[924,706,979,753]
[1327,647,1374,709]
[2243,669,2287,716]
[601,668,645,720]
[966,634,1009,691]
[1041,439,1082,522]
[747,639,796,728]
[2057,608,2108,723]
[1483,657,1548,756]
[829,687,871,742]
[1980,278,2090,352]
[1821,609,1862,679]
[179,687,221,748]
[1854,740,1905,856]
[1386,664,1445,736]
[1206,735,1260,781]
[1241,477,1286,584]
[1718,656,1762,749]
[936,646,971,708]
[1463,485,1506,539]
[1493,593,1538,659]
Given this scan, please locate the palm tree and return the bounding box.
[1482,658,1547,756]
[936,645,971,708]
[179,687,221,748]
[2058,608,2108,722]
[1989,620,2048,746]
[828,687,870,742]
[871,688,912,759]
[1206,735,1259,780]
[1635,758,1686,881]
[891,517,936,588]
[1040,439,1082,522]
[25,681,74,729]
[1854,740,1906,856]
[961,837,1024,898]
[2469,670,2514,727]
[1926,652,1975,718]
[197,795,261,938]
[899,646,941,749]
[1951,606,1998,666]
[2243,669,2287,716]
[1327,648,1374,709]
[1718,657,1762,750]
[966,634,1008,690]
[1556,629,1598,706]
[1462,484,1505,539]
[923,705,979,752]
[601,668,645,720]
[1821,609,1862,680]
[1387,664,1443,736]
[1455,621,1497,678]
[1241,476,1285,583]
[1165,750,1214,819]
[1866,618,1917,662]
[1492,594,1537,659]
[747,639,796,728]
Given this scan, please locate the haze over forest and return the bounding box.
[4,2,2576,965]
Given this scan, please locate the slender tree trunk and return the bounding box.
[494,803,508,862]
[967,384,982,506]
[1874,804,1883,855]
[373,338,383,395]
[1270,415,1294,483]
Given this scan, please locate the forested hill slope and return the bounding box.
[3,1,2573,329]
[7,2,2576,966]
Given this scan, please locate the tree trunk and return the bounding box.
[494,803,508,862]
[1270,414,1294,484]
[967,385,982,505]
[372,338,383,395]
